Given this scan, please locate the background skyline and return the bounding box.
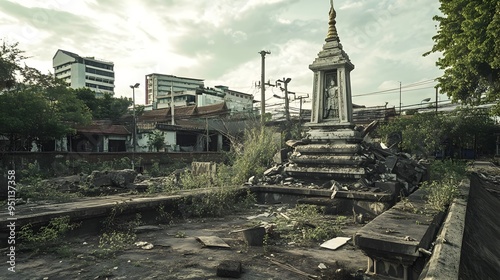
[1,0,445,112]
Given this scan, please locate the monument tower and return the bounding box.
[284,1,364,180]
[309,0,354,124]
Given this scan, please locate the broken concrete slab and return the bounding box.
[196,236,231,248]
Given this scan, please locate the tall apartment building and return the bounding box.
[145,73,204,105]
[53,49,115,97]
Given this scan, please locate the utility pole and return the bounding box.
[435,86,438,114]
[171,80,175,125]
[399,81,402,115]
[259,50,271,123]
[130,83,140,170]
[277,78,292,123]
[295,94,309,122]
[206,117,209,152]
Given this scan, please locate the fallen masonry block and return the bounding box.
[374,181,402,197]
[216,260,242,278]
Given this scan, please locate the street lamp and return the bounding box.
[420,98,431,111]
[130,82,140,170]
[421,97,431,105]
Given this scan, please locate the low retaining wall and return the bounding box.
[354,187,449,280]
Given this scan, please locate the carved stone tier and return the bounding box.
[284,125,366,180]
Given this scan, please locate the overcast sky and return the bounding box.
[1,0,445,112]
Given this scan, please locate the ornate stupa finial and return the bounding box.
[326,0,339,41]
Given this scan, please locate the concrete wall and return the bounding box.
[0,151,224,179]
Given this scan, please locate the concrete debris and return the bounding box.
[216,260,242,278]
[86,169,137,188]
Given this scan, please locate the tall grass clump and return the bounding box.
[230,126,280,185]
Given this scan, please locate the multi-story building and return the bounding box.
[145,73,204,105]
[200,86,254,114]
[53,49,115,97]
[146,73,254,114]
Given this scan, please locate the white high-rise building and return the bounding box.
[53,49,115,97]
[145,73,204,105]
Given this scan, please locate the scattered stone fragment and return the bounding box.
[134,241,154,250]
[216,260,242,278]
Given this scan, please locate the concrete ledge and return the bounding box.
[248,185,333,197]
[419,180,469,280]
[354,188,446,279]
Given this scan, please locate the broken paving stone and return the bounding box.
[216,260,242,278]
[196,236,231,248]
[320,237,351,250]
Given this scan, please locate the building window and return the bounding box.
[85,67,114,78]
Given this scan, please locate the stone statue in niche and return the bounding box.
[323,71,339,119]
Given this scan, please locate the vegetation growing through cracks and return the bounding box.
[266,205,347,247]
[18,216,81,255]
[421,160,468,211]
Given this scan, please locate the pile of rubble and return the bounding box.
[255,123,428,197]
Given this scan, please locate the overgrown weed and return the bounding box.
[19,216,80,254]
[422,160,468,211]
[271,205,345,246]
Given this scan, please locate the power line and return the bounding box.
[353,78,438,97]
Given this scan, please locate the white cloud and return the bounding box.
[1,0,444,109]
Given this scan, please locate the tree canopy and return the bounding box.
[0,41,92,151]
[424,0,500,113]
[74,88,132,120]
[377,108,497,158]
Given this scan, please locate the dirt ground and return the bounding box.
[3,205,367,280]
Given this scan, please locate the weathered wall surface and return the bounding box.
[459,174,500,280]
